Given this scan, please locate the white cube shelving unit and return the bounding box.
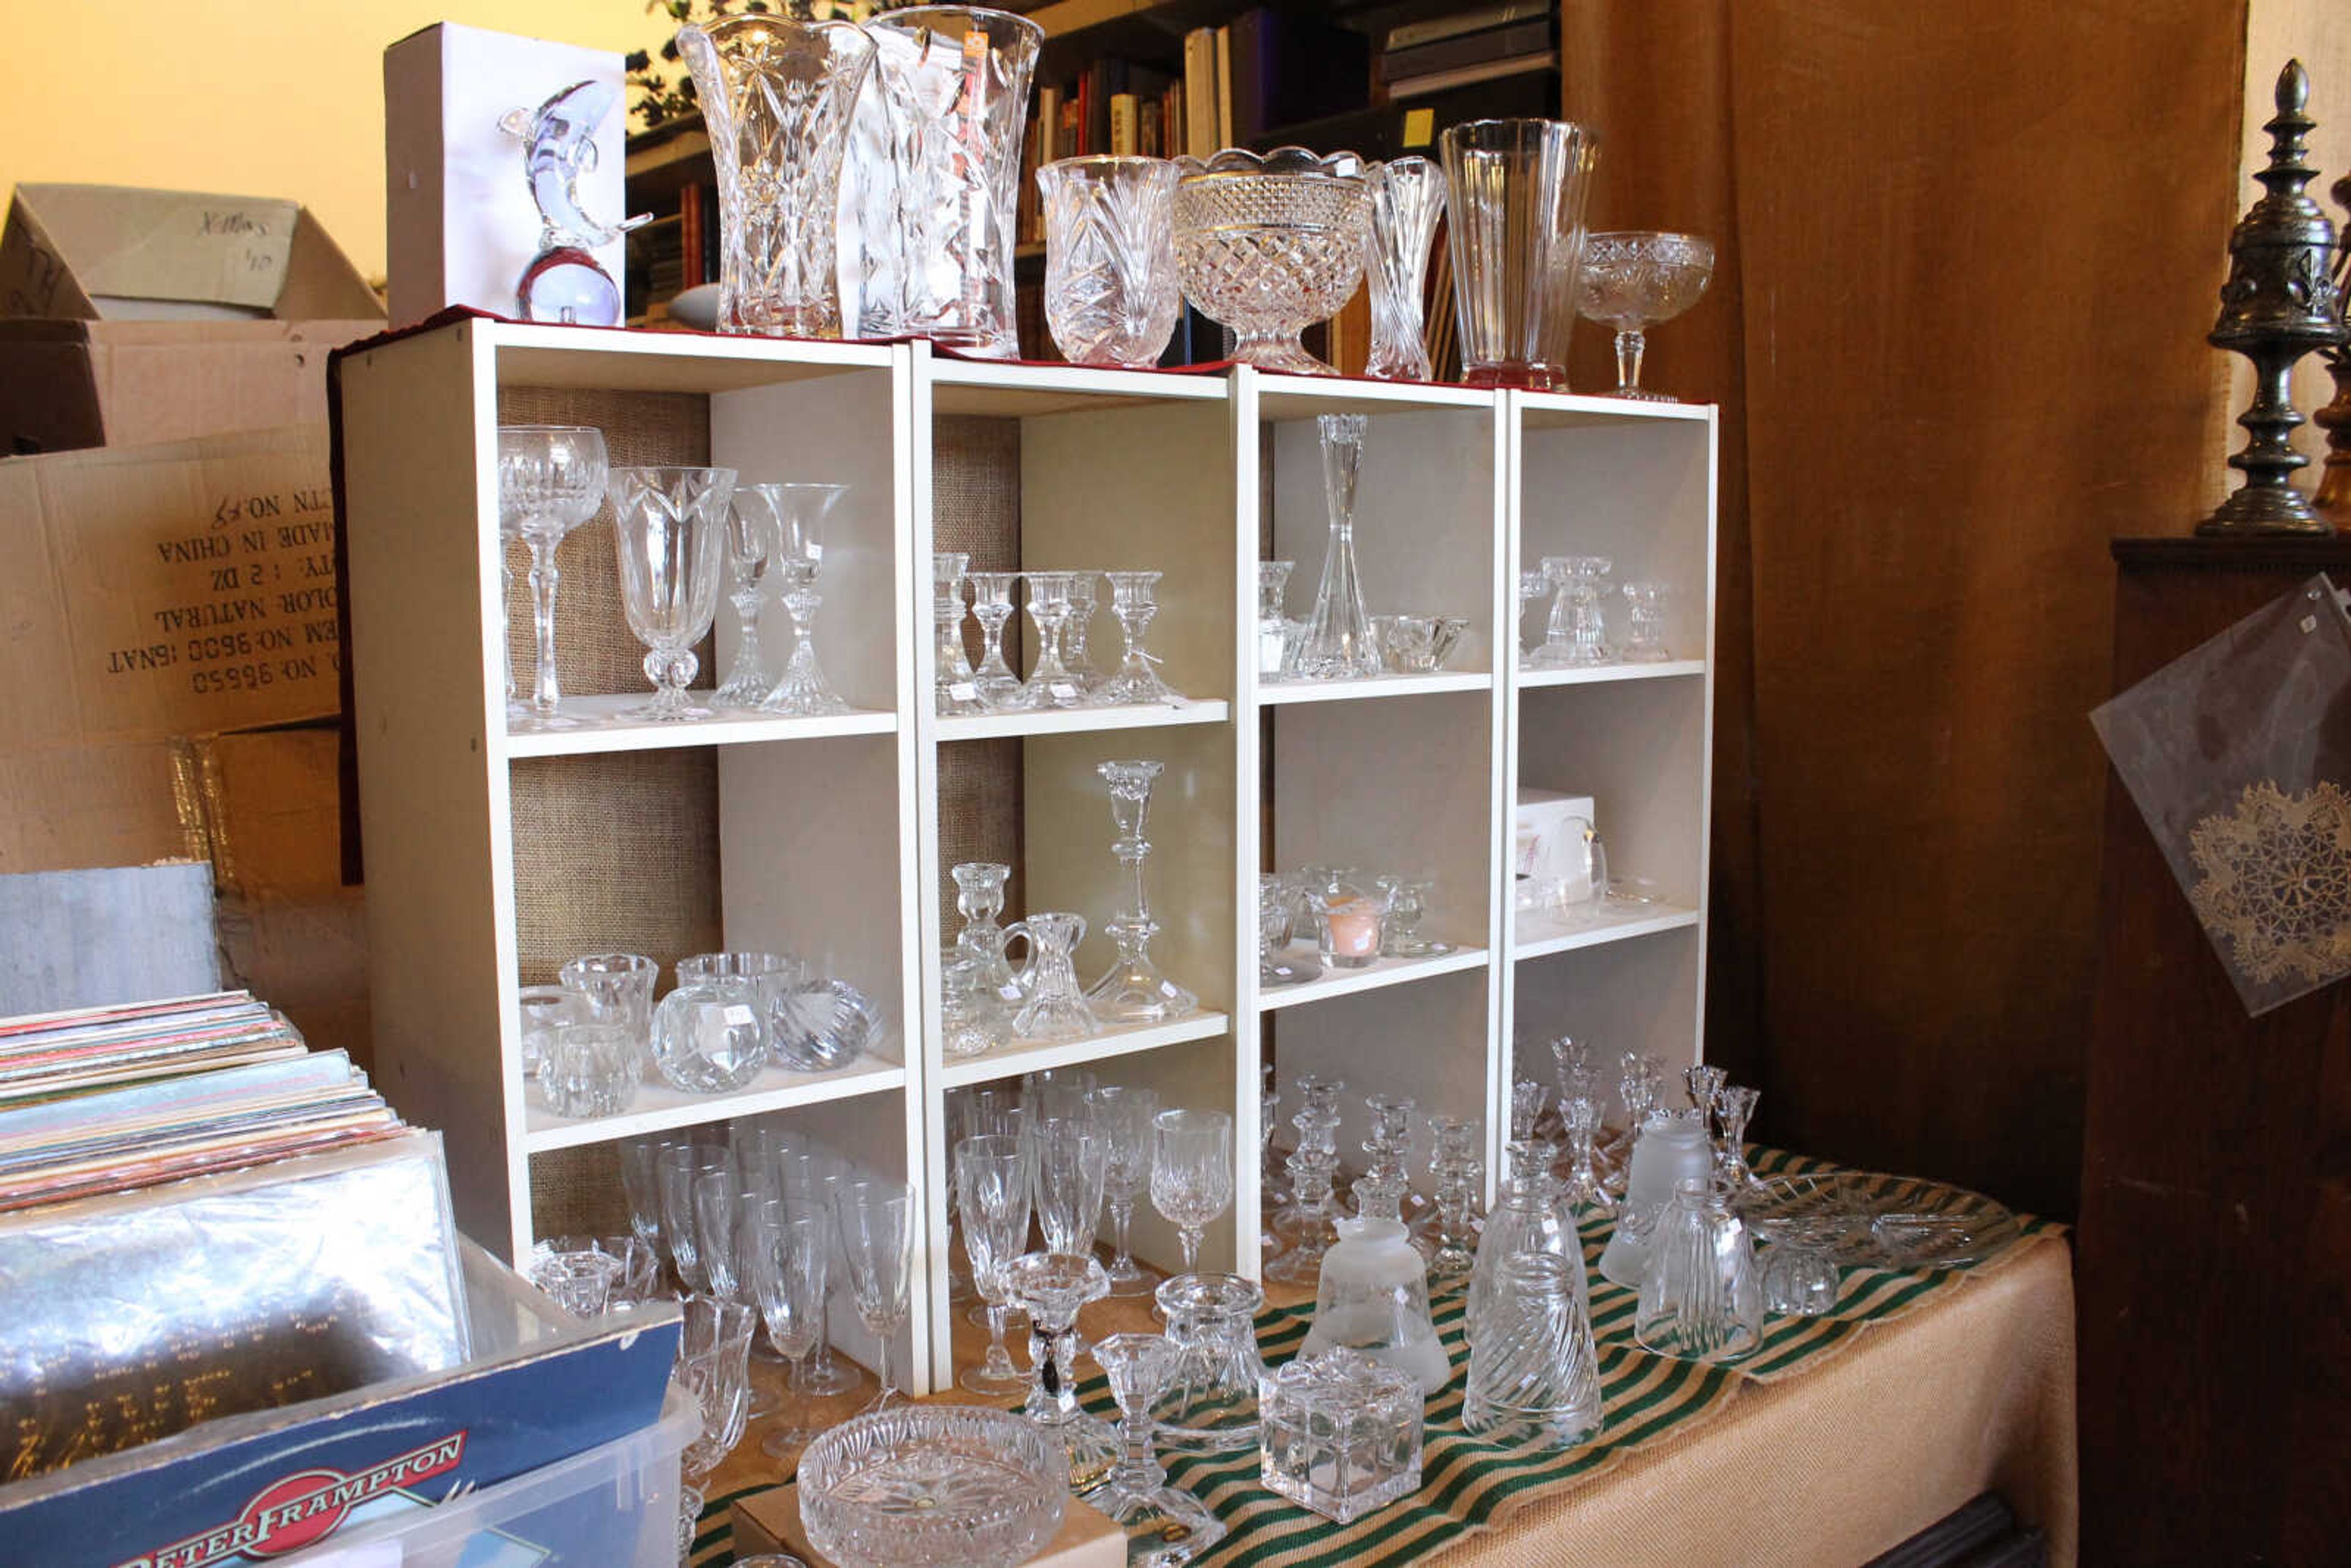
[339,320,1715,1397]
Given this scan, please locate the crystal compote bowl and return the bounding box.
[1172,147,1370,377]
[1576,231,1716,401]
[800,1405,1064,1568]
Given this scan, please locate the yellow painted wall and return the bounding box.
[0,1,678,283]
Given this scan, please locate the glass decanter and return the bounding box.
[1292,414,1382,681]
[1463,1250,1602,1447]
[754,481,850,716]
[1098,569,1180,705]
[1086,760,1196,1022]
[1362,156,1445,382]
[1153,1272,1270,1456]
[1257,560,1297,680]
[1002,1250,1117,1493]
[1634,1177,1763,1362]
[950,861,1024,1007]
[932,551,982,716]
[1089,1334,1226,1566]
[1297,1176,1449,1394]
[1468,1141,1578,1334]
[965,571,1025,708]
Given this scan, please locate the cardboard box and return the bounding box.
[0,183,383,323]
[732,1483,1125,1568]
[1516,786,1599,897]
[384,23,628,328]
[0,318,381,455]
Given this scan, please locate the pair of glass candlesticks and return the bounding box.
[932,558,1184,716]
[497,424,858,728]
[522,950,883,1118]
[1258,867,1447,987]
[1515,557,1677,667]
[941,759,1199,1054]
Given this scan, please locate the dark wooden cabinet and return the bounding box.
[2078,538,2351,1564]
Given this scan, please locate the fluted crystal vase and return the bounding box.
[680,16,875,339]
[864,7,1043,359]
[1040,156,1182,368]
[1439,118,1597,391]
[1362,157,1445,382]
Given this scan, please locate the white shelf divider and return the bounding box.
[501,697,896,758]
[1516,659,1704,689]
[1258,672,1491,705]
[523,1054,910,1153]
[935,697,1229,741]
[1511,901,1702,961]
[1258,946,1491,1012]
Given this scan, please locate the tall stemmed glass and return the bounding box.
[966,571,1025,707]
[750,1196,831,1453]
[714,487,778,707]
[756,481,852,715]
[1085,760,1197,1022]
[1033,1116,1109,1259]
[1294,413,1381,680]
[608,465,737,721]
[498,426,608,730]
[675,1294,756,1559]
[1017,571,1086,710]
[955,1133,1032,1395]
[658,1141,731,1292]
[1097,571,1180,705]
[1088,1086,1159,1296]
[833,1177,915,1412]
[1150,1108,1234,1273]
[784,1149,865,1396]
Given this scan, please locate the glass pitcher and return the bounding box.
[1298,1177,1450,1394]
[1152,1272,1269,1454]
[1003,912,1097,1041]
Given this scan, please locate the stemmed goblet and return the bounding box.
[1097,570,1179,705]
[1150,1108,1234,1273]
[1089,1086,1160,1296]
[498,425,608,730]
[714,484,778,707]
[1577,231,1717,401]
[833,1177,915,1413]
[956,1133,1033,1396]
[1032,1116,1109,1259]
[754,481,852,716]
[1089,1334,1227,1566]
[749,1196,833,1454]
[607,465,737,721]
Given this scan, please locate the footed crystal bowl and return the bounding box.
[800,1405,1063,1568]
[1173,147,1370,376]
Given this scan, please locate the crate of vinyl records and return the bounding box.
[0,991,682,1568]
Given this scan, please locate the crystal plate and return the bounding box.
[767,978,883,1070]
[800,1406,1063,1568]
[1858,1175,2019,1269]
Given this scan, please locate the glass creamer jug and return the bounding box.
[1003,912,1096,1041]
[1299,1176,1449,1394]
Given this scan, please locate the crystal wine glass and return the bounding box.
[833,1177,915,1412]
[675,1294,757,1556]
[965,571,1024,709]
[1097,570,1180,705]
[1151,1108,1234,1273]
[1089,1333,1226,1565]
[752,481,852,715]
[786,1149,865,1398]
[1294,414,1381,680]
[932,552,981,715]
[1622,580,1672,662]
[714,486,778,707]
[498,426,608,730]
[607,465,737,721]
[955,1133,1032,1396]
[617,1134,673,1252]
[749,1196,831,1452]
[1088,1086,1160,1296]
[1016,571,1086,710]
[1032,1115,1109,1260]
[1577,231,1716,401]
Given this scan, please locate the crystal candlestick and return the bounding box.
[1362,156,1445,382]
[1558,1095,1612,1212]
[714,488,777,707]
[965,571,1024,708]
[1294,414,1381,681]
[950,861,1024,1006]
[933,552,981,715]
[1017,571,1086,710]
[756,482,851,716]
[1062,571,1101,695]
[1098,569,1179,705]
[1086,760,1197,1021]
[1258,559,1297,678]
[1003,1251,1117,1493]
[1422,1116,1483,1279]
[1716,1084,1764,1193]
[1267,1125,1342,1287]
[1090,1334,1226,1566]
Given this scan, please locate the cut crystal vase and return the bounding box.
[1362,156,1445,381]
[1040,156,1182,369]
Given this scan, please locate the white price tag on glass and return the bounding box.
[1050,682,1079,702]
[948,681,978,703]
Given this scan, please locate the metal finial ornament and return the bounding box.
[2200,59,2347,536]
[2313,168,2351,525]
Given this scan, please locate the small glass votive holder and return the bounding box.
[1318,889,1390,969]
[652,969,770,1094]
[536,1021,641,1118]
[541,1233,662,1304]
[558,951,658,1038]
[527,1248,623,1318]
[516,983,579,1078]
[1259,1347,1423,1524]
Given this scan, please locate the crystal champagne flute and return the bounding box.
[1087,1086,1159,1296]
[833,1177,915,1412]
[954,1133,1032,1395]
[749,1196,831,1452]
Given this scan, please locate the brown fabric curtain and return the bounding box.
[1559,0,2247,1216]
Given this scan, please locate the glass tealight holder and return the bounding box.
[516,983,579,1078]
[1258,1347,1423,1525]
[536,1020,641,1119]
[1313,877,1391,969]
[652,964,770,1094]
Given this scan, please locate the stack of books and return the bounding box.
[1377,1,1558,102]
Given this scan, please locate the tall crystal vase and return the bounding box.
[680,17,875,339]
[1438,119,1597,391]
[864,6,1043,359]
[1294,413,1382,680]
[1362,157,1445,382]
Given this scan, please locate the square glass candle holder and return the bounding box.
[1259,1347,1423,1523]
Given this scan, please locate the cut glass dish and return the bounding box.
[799,1405,1063,1568]
[1172,147,1370,376]
[765,977,882,1070]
